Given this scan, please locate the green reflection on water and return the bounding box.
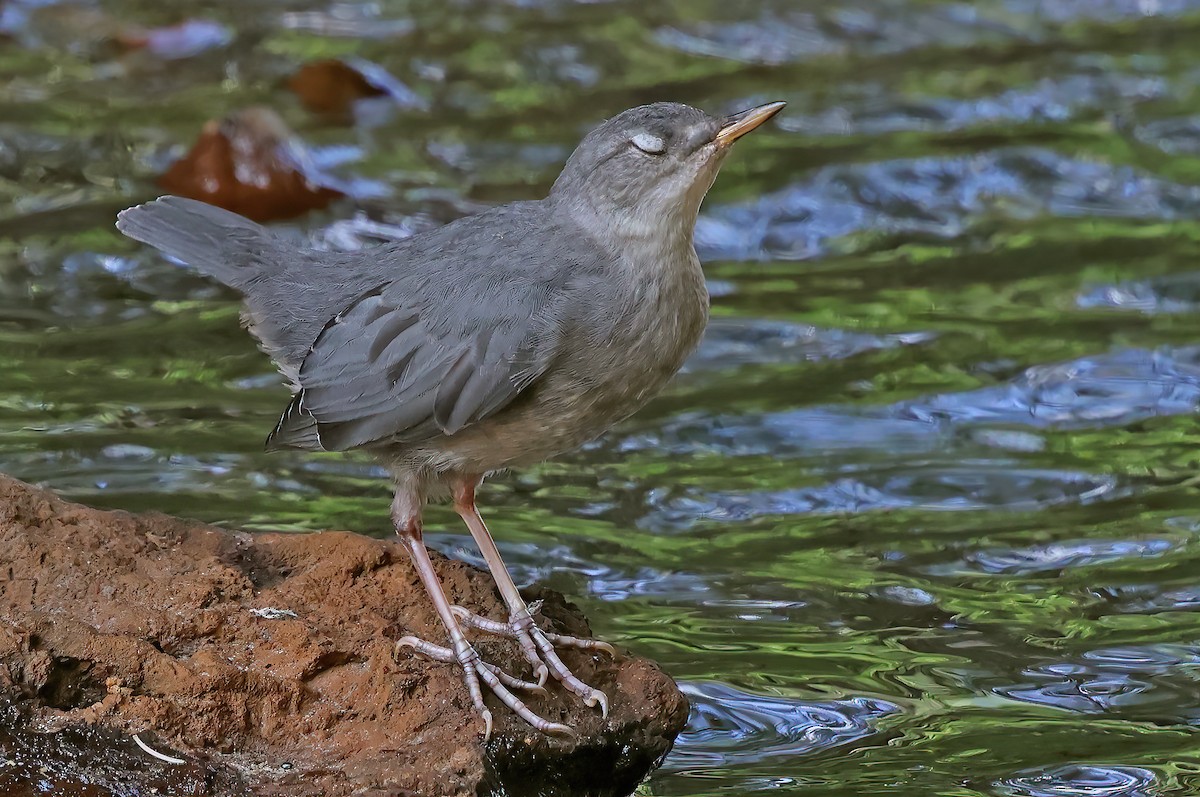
[5,0,1200,795]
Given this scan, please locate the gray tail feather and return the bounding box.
[116,196,283,291]
[117,194,318,370]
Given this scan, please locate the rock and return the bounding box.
[0,475,688,797]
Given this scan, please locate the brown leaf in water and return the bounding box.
[116,19,231,60]
[4,5,228,60]
[288,57,428,118]
[158,107,345,222]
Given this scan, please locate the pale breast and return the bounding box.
[414,246,710,473]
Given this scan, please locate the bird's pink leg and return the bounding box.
[390,492,571,738]
[451,478,611,717]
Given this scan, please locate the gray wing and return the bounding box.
[266,276,564,452]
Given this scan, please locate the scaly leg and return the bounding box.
[451,477,611,717]
[451,602,616,657]
[390,492,572,739]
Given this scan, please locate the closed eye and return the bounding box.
[631,132,666,155]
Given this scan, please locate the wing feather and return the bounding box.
[266,284,557,451]
[261,203,615,454]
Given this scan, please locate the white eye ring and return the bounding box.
[631,132,666,155]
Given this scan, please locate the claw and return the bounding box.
[587,689,610,719]
[394,503,584,740]
[546,722,578,739]
[400,632,581,738]
[450,604,610,714]
[397,637,544,692]
[491,665,546,694]
[543,631,618,658]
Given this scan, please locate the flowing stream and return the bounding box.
[4,0,1200,794]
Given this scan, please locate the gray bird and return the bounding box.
[116,100,785,738]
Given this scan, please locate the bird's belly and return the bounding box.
[406,260,710,475]
[416,319,704,473]
[415,374,666,472]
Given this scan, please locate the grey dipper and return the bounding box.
[116,100,786,738]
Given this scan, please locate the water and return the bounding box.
[4,0,1200,794]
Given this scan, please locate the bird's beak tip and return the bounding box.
[715,101,786,146]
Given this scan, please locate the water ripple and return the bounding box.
[658,1,1200,67]
[696,149,1200,261]
[633,346,1200,462]
[953,538,1177,576]
[431,538,711,603]
[1096,583,1200,613]
[623,408,943,458]
[666,681,899,769]
[782,72,1165,138]
[642,467,1117,531]
[994,645,1200,721]
[996,764,1158,797]
[1009,0,1200,24]
[894,347,1200,430]
[1078,273,1200,315]
[686,319,934,373]
[1135,114,1200,157]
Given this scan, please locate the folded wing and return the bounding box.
[267,275,565,452]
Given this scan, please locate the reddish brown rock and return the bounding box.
[158,107,346,222]
[0,475,688,797]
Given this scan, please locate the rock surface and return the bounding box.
[0,475,688,797]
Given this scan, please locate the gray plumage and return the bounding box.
[117,102,741,484]
[118,100,784,736]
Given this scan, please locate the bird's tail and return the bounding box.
[118,195,386,382]
[116,195,283,292]
[117,194,324,371]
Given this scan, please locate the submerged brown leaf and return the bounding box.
[158,107,345,222]
[116,19,231,60]
[288,57,428,119]
[2,5,228,61]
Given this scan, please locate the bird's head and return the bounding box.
[550,101,785,240]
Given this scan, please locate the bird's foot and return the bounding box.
[450,601,613,717]
[396,635,574,740]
